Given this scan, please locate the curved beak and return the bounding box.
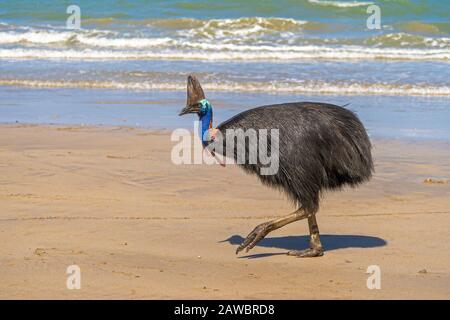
[179,104,200,116]
[178,106,191,116]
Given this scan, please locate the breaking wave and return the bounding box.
[1,16,449,62]
[0,46,448,61]
[1,78,449,97]
[307,0,373,8]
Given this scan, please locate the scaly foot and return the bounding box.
[287,248,324,257]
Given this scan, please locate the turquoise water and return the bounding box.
[1,1,449,24]
[0,1,449,139]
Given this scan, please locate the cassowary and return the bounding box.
[179,75,373,257]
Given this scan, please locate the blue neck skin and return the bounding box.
[198,99,213,146]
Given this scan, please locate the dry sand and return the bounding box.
[0,124,449,299]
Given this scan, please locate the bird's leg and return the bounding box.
[287,214,324,257]
[236,209,309,254]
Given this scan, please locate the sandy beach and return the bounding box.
[0,124,448,299]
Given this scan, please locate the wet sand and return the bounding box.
[0,124,449,299]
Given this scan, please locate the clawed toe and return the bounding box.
[236,222,272,254]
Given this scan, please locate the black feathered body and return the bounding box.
[214,102,373,214]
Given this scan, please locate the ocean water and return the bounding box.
[0,0,449,139]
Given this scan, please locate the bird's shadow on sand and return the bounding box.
[221,235,387,259]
